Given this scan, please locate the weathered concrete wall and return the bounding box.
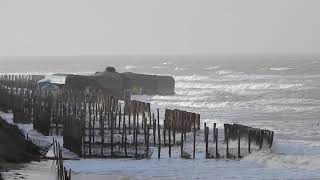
[155,75,175,95]
[122,72,175,95]
[65,74,123,98]
[64,67,175,98]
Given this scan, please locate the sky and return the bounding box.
[0,0,320,56]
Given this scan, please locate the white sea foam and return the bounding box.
[245,152,320,171]
[150,97,319,113]
[152,95,210,101]
[175,82,304,92]
[263,105,318,113]
[152,66,169,69]
[216,70,233,75]
[202,66,220,70]
[174,75,210,81]
[0,72,50,75]
[151,101,243,109]
[174,67,189,71]
[125,65,137,70]
[269,67,294,71]
[0,71,94,76]
[224,74,282,81]
[244,140,320,171]
[162,62,172,65]
[175,89,212,96]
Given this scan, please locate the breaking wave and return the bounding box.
[174,89,212,96]
[150,97,319,113]
[0,71,94,76]
[269,67,294,71]
[216,70,233,75]
[174,67,189,71]
[174,75,210,81]
[244,141,320,171]
[152,66,169,69]
[152,95,210,101]
[151,101,237,109]
[125,65,137,70]
[175,82,304,91]
[202,66,220,70]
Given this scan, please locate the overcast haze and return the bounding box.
[0,0,320,56]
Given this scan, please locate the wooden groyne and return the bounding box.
[204,123,274,159]
[52,139,72,180]
[0,74,274,160]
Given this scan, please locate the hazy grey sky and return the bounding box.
[0,0,319,56]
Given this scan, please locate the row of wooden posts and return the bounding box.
[53,139,72,180]
[0,74,274,160]
[25,133,72,179]
[0,74,202,159]
[203,122,274,159]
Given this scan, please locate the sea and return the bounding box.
[1,54,320,179]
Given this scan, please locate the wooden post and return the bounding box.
[168,125,171,158]
[173,129,176,146]
[107,104,110,130]
[148,104,152,127]
[133,106,136,140]
[259,131,263,150]
[153,113,156,146]
[238,129,241,158]
[213,123,216,142]
[92,115,96,145]
[89,102,92,157]
[128,107,131,134]
[134,118,138,158]
[157,109,161,159]
[180,129,183,158]
[144,113,147,145]
[100,109,104,156]
[215,128,219,158]
[163,120,166,146]
[124,124,127,157]
[173,111,176,145]
[122,103,126,144]
[136,104,139,130]
[226,128,229,158]
[114,102,118,133]
[269,131,274,148]
[184,112,187,141]
[248,130,251,153]
[118,103,121,133]
[111,110,114,157]
[193,114,196,159]
[204,123,207,142]
[146,125,150,158]
[205,127,209,158]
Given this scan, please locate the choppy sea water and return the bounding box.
[1,54,320,179]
